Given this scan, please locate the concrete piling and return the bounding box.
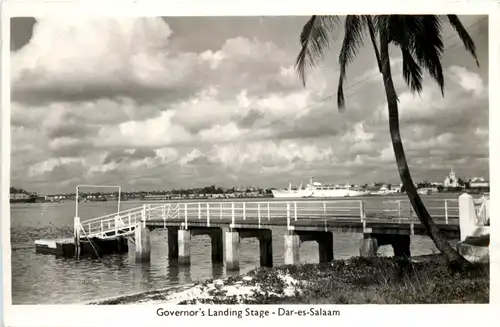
[178,229,191,265]
[359,236,379,257]
[167,227,179,259]
[360,233,411,259]
[285,231,334,265]
[318,232,334,263]
[225,231,240,271]
[258,229,273,267]
[210,229,224,263]
[284,231,300,265]
[134,224,151,262]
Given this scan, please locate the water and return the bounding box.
[10,194,460,304]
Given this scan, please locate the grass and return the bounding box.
[179,256,489,304]
[281,256,488,304]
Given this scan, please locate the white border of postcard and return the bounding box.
[1,1,499,327]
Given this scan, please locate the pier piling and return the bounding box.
[225,231,240,271]
[209,229,224,263]
[318,232,334,263]
[359,235,379,257]
[284,231,300,265]
[134,224,151,262]
[167,227,179,259]
[285,231,334,265]
[258,229,273,267]
[359,233,411,258]
[73,216,81,259]
[178,229,191,265]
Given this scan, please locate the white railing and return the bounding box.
[77,203,178,239]
[76,198,459,239]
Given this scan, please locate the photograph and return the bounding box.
[6,11,490,308]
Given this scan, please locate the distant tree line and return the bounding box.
[399,178,470,193]
[75,185,271,198]
[10,187,36,195]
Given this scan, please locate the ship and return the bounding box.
[271,177,371,198]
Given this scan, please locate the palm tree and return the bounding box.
[296,15,479,269]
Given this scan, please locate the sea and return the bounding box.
[9,194,462,304]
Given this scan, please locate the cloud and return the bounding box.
[9,17,490,193]
[448,65,486,97]
[11,18,199,105]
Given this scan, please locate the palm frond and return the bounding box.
[447,15,479,66]
[401,48,423,94]
[337,15,366,110]
[295,15,340,86]
[364,15,382,73]
[415,16,445,95]
[394,16,444,96]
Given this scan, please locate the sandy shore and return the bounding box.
[88,271,304,305]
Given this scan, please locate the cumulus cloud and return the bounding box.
[9,16,490,193]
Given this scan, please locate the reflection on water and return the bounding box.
[10,196,457,304]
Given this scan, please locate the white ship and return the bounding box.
[271,177,371,198]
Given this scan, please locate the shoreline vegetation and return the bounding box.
[88,254,489,305]
[11,183,489,204]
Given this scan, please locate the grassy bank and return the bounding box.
[92,255,489,305]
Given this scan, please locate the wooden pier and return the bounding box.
[34,194,490,269]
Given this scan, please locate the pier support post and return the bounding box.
[258,229,273,267]
[178,229,191,265]
[135,224,151,262]
[361,233,411,259]
[359,234,378,257]
[391,234,411,259]
[73,216,81,259]
[210,229,224,263]
[284,231,300,265]
[318,232,334,263]
[225,231,240,271]
[167,228,179,259]
[116,236,128,253]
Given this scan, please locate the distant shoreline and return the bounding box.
[10,190,486,205]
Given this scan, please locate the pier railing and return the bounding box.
[76,198,460,239]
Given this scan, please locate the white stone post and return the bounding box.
[459,193,476,241]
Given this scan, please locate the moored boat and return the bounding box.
[272,178,370,198]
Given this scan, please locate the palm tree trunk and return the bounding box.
[378,29,469,270]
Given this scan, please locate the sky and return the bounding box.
[9,15,489,194]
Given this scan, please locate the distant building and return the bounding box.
[469,177,490,188]
[391,185,402,193]
[144,194,169,200]
[10,193,30,200]
[444,168,459,188]
[417,187,438,195]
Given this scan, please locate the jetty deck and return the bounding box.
[33,194,491,271]
[77,198,460,238]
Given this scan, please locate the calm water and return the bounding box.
[10,194,460,304]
